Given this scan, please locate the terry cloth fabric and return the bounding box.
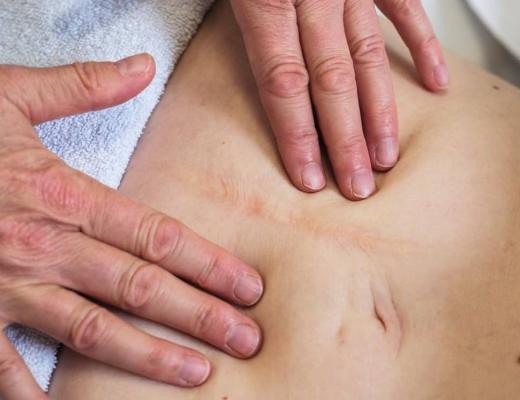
[0,0,215,391]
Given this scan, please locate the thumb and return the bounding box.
[1,53,155,124]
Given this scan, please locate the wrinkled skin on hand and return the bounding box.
[0,54,263,400]
[231,0,448,199]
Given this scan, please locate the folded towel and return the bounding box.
[0,0,214,391]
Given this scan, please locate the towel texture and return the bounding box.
[0,0,214,391]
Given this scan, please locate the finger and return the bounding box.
[87,189,263,306]
[15,287,211,387]
[30,166,263,307]
[59,233,262,358]
[344,0,399,171]
[297,0,375,200]
[375,0,448,91]
[230,0,326,192]
[86,181,263,306]
[0,53,156,124]
[0,327,47,400]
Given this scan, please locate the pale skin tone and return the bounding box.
[0,1,446,398]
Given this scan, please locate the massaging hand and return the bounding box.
[231,0,447,200]
[0,54,263,399]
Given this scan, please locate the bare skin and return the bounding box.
[50,1,520,399]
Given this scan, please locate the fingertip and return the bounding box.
[114,53,156,98]
[146,53,157,79]
[115,53,155,78]
[233,273,264,306]
[225,323,263,359]
[419,58,449,92]
[178,355,212,387]
[344,169,376,201]
[301,161,326,192]
[371,137,399,171]
[432,63,449,91]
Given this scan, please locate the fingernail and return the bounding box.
[301,162,326,191]
[179,356,210,386]
[375,138,399,169]
[434,64,449,89]
[351,170,375,199]
[225,324,261,357]
[234,275,263,305]
[115,53,152,77]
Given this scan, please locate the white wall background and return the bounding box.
[420,0,520,86]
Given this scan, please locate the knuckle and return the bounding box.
[71,61,116,109]
[392,0,417,17]
[33,162,87,216]
[146,344,168,368]
[0,150,59,198]
[195,254,221,289]
[350,34,387,68]
[119,262,162,311]
[275,128,319,153]
[416,34,438,55]
[0,170,24,198]
[72,62,103,98]
[332,134,368,159]
[311,55,355,95]
[0,91,11,115]
[0,67,24,108]
[371,102,397,129]
[69,306,109,352]
[0,356,24,378]
[242,0,294,13]
[260,58,309,98]
[0,215,62,261]
[295,0,332,21]
[374,100,396,117]
[192,302,219,337]
[144,344,188,382]
[137,212,184,263]
[145,344,177,376]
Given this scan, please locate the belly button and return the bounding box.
[371,277,403,355]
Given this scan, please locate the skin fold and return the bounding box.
[50,1,520,399]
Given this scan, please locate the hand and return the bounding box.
[231,0,448,200]
[0,54,263,399]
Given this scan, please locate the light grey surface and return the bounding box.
[466,0,520,61]
[422,0,520,86]
[0,0,214,391]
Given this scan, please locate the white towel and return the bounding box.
[0,0,214,391]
